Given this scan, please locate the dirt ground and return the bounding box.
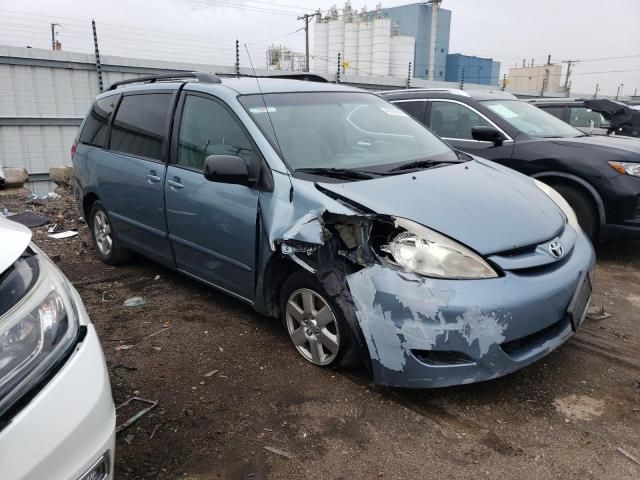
[4,192,639,479]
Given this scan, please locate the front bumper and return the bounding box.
[600,173,640,237]
[347,232,596,388]
[0,287,116,479]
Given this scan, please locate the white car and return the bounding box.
[0,217,115,479]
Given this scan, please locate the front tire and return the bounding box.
[280,270,357,369]
[89,200,131,265]
[551,184,599,241]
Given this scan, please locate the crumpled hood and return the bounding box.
[551,135,640,157]
[0,216,32,274]
[318,159,565,255]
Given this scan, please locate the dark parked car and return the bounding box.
[72,73,595,388]
[527,97,640,138]
[381,88,640,240]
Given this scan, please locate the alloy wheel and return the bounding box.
[285,288,340,366]
[93,210,113,256]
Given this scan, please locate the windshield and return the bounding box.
[239,92,457,171]
[483,100,583,138]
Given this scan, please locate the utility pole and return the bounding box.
[540,68,549,97]
[235,40,240,77]
[407,62,412,88]
[561,59,579,95]
[616,83,624,100]
[91,20,103,93]
[547,54,551,65]
[50,23,60,50]
[336,53,341,83]
[593,83,599,99]
[501,73,507,91]
[298,12,318,73]
[427,0,442,81]
[460,67,465,90]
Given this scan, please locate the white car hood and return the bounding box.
[0,217,32,274]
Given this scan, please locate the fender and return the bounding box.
[531,171,606,225]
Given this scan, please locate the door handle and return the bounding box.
[167,177,184,190]
[146,170,161,183]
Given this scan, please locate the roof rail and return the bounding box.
[216,72,328,83]
[108,72,222,91]
[380,87,471,97]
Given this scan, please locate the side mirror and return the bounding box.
[203,155,252,185]
[472,126,506,146]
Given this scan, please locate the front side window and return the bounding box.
[569,107,606,128]
[177,95,254,170]
[483,100,582,138]
[539,106,565,120]
[110,93,173,161]
[79,95,118,148]
[239,92,455,171]
[429,101,493,140]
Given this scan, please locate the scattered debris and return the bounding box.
[116,397,158,433]
[26,191,61,204]
[154,274,161,280]
[115,344,134,351]
[1,207,9,217]
[124,434,135,444]
[123,296,146,307]
[47,223,58,233]
[263,446,292,459]
[7,211,49,228]
[586,305,612,321]
[204,370,220,378]
[616,447,640,467]
[48,230,78,239]
[149,424,159,439]
[143,327,171,340]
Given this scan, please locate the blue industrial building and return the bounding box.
[381,3,451,80]
[445,53,501,86]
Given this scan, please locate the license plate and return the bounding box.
[567,271,592,331]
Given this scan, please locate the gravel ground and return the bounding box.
[3,193,639,480]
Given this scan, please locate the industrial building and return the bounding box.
[445,53,501,86]
[507,63,564,93]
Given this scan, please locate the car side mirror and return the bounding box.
[472,126,506,146]
[203,155,252,185]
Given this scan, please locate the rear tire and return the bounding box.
[280,270,359,370]
[550,184,598,241]
[89,200,131,265]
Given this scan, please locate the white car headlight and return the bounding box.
[608,161,640,177]
[0,250,79,417]
[380,218,498,279]
[533,179,581,232]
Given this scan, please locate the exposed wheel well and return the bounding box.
[82,192,100,222]
[261,254,299,318]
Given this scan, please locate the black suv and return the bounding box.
[528,98,640,138]
[380,88,640,240]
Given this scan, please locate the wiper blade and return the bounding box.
[295,167,376,180]
[389,159,442,172]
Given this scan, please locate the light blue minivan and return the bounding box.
[73,72,595,388]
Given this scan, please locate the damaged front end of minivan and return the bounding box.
[258,174,595,388]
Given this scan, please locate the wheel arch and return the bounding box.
[531,171,606,225]
[82,191,100,222]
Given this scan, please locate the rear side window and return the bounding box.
[110,93,173,161]
[570,107,606,128]
[540,106,565,120]
[429,101,493,140]
[177,95,254,170]
[394,100,426,123]
[79,95,118,148]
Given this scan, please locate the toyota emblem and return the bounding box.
[549,241,564,258]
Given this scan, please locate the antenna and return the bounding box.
[243,44,284,162]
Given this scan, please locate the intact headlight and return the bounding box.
[0,251,79,417]
[608,161,640,177]
[533,179,581,232]
[380,218,498,279]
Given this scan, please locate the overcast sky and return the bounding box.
[1,0,638,96]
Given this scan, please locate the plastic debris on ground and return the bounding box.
[7,211,49,228]
[263,446,292,459]
[586,305,612,321]
[48,230,78,239]
[26,192,61,204]
[115,397,158,433]
[115,344,134,351]
[123,296,146,307]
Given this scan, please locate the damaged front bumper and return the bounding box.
[345,233,596,388]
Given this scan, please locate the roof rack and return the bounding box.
[108,71,221,91]
[216,72,328,83]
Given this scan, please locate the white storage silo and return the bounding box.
[327,18,345,75]
[344,22,359,74]
[313,20,329,74]
[389,36,415,77]
[357,21,372,75]
[371,17,391,76]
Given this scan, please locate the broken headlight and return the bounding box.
[0,251,79,417]
[533,179,580,232]
[380,218,498,279]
